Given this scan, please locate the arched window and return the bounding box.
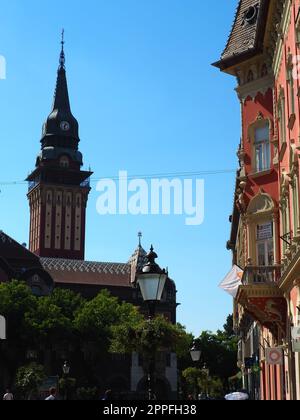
[247,70,254,83]
[261,64,268,77]
[254,122,271,172]
[60,156,69,168]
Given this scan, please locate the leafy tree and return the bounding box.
[223,314,235,338]
[24,297,72,344]
[48,288,84,320]
[0,280,37,341]
[74,289,142,350]
[111,315,192,359]
[182,367,202,398]
[15,363,46,400]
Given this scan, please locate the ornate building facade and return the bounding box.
[215,0,300,400]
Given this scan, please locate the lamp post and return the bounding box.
[137,246,167,401]
[202,363,210,399]
[190,343,201,400]
[62,361,70,400]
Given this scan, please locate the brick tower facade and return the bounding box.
[27,37,92,260]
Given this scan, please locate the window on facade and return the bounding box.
[256,223,274,267]
[281,199,291,255]
[278,94,286,146]
[261,64,268,78]
[287,62,295,117]
[60,156,69,168]
[247,70,254,83]
[254,123,271,172]
[292,175,299,236]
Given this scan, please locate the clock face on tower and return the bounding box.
[60,121,70,132]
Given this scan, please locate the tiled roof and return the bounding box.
[0,231,41,269]
[128,246,147,284]
[215,0,269,68]
[41,257,131,287]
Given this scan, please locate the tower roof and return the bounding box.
[41,32,80,150]
[213,0,270,70]
[128,235,148,284]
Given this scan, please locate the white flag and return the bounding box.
[219,265,243,298]
[0,315,6,340]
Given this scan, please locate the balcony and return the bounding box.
[242,265,282,286]
[236,265,286,334]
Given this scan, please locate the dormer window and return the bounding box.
[60,156,69,169]
[243,4,259,26]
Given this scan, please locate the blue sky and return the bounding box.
[0,0,240,335]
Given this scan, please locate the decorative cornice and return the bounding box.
[236,74,274,102]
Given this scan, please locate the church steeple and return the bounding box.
[27,34,93,261]
[41,31,79,151]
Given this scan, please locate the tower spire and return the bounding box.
[59,29,65,69]
[138,232,142,248]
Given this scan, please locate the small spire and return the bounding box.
[59,29,66,69]
[138,232,142,247]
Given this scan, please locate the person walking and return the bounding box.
[3,389,14,400]
[45,387,57,401]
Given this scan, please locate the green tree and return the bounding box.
[111,315,192,358]
[74,289,142,350]
[182,367,203,399]
[15,363,46,400]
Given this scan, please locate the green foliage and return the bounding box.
[59,377,77,399]
[15,363,46,400]
[74,290,142,348]
[198,375,223,399]
[48,288,84,320]
[182,367,203,396]
[111,315,192,358]
[24,297,72,342]
[0,280,37,340]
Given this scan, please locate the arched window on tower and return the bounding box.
[59,156,69,169]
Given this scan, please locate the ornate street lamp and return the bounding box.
[137,246,168,400]
[190,344,201,363]
[62,361,70,376]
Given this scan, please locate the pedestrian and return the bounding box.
[102,389,113,401]
[45,387,57,401]
[3,388,14,400]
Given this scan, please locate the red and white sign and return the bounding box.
[266,348,283,365]
[0,315,6,340]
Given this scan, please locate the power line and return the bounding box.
[0,169,236,187]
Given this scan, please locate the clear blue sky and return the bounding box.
[0,0,240,335]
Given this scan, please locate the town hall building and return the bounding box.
[0,38,178,399]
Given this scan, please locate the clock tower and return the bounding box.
[27,35,92,260]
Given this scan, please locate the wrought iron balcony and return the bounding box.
[242,265,282,286]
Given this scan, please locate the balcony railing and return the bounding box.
[242,265,282,286]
